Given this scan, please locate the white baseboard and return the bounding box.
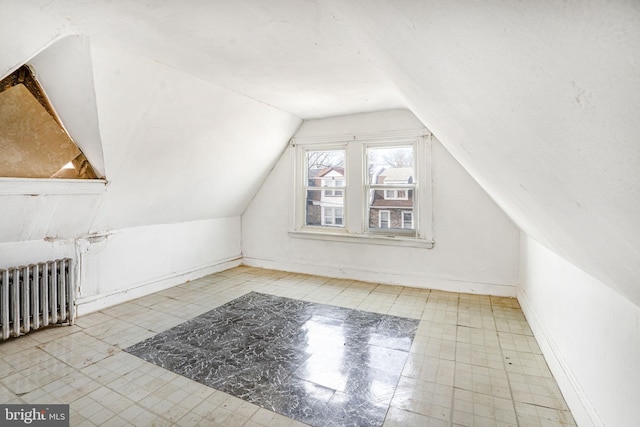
[242,256,516,297]
[517,288,603,427]
[75,257,241,316]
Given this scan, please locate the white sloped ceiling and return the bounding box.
[324,0,640,306]
[86,42,302,231]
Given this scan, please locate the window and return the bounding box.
[402,211,414,229]
[304,149,345,228]
[384,189,408,200]
[378,210,390,228]
[323,178,344,197]
[291,129,433,248]
[322,207,343,226]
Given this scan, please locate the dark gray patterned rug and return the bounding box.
[126,292,419,426]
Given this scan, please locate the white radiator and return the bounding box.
[0,259,74,341]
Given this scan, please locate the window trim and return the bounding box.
[290,129,434,249]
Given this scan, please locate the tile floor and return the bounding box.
[0,266,576,426]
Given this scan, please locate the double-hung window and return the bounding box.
[291,129,433,248]
[302,149,346,228]
[322,207,343,226]
[378,210,391,229]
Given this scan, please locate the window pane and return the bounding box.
[402,211,414,229]
[382,188,410,200]
[367,146,413,185]
[369,193,415,234]
[305,149,345,227]
[307,150,345,187]
[319,206,344,226]
[367,145,415,235]
[379,211,390,228]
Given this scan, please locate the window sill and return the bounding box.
[289,230,434,249]
[0,178,109,195]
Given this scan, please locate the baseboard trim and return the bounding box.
[76,257,242,316]
[242,256,516,297]
[517,288,603,427]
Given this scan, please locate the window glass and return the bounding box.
[402,211,414,229]
[305,149,345,227]
[323,178,344,197]
[367,145,415,235]
[379,210,390,228]
[293,132,431,246]
[322,207,343,226]
[367,146,413,185]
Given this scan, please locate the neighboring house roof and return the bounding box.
[312,167,344,178]
[377,167,413,183]
[370,197,413,208]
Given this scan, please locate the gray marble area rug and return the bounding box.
[126,292,419,426]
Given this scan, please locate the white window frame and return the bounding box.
[290,129,433,249]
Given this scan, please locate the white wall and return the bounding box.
[518,234,640,427]
[242,110,520,295]
[0,218,241,316]
[76,218,241,315]
[0,238,76,271]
